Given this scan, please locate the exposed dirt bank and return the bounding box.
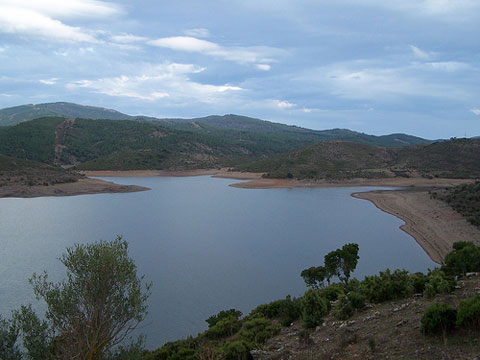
[229,177,473,189]
[81,169,263,180]
[0,178,149,198]
[353,189,480,264]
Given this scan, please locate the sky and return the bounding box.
[0,0,479,139]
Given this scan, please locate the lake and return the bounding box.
[0,176,435,348]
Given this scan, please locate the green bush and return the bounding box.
[334,294,354,320]
[319,283,345,301]
[410,272,428,293]
[220,340,252,360]
[359,269,413,303]
[206,309,242,328]
[456,295,480,330]
[205,315,240,339]
[301,289,330,328]
[423,269,456,298]
[248,296,301,326]
[347,291,366,309]
[421,303,457,337]
[239,318,279,345]
[333,291,365,320]
[442,241,480,276]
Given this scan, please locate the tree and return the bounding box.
[300,266,327,289]
[28,236,151,359]
[337,243,359,285]
[323,243,359,285]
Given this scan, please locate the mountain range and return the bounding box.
[0,102,478,180]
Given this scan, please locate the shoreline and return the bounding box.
[352,189,480,264]
[0,177,149,198]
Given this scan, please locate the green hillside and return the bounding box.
[0,117,329,170]
[0,154,80,187]
[0,103,432,148]
[154,114,432,148]
[237,138,480,180]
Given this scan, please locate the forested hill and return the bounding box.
[0,103,432,149]
[236,138,480,180]
[0,110,436,171]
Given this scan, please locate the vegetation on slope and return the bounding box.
[237,138,480,180]
[0,154,80,187]
[431,181,480,227]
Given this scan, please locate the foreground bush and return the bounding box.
[421,303,457,343]
[456,295,480,331]
[442,241,480,276]
[359,269,413,303]
[239,318,279,346]
[301,289,330,328]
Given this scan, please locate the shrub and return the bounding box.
[456,295,480,330]
[220,340,252,360]
[301,289,330,328]
[410,272,428,293]
[442,241,480,276]
[206,309,242,328]
[421,303,457,343]
[334,294,354,320]
[239,318,279,345]
[319,283,345,301]
[205,315,240,339]
[359,269,413,303]
[247,296,301,326]
[333,291,365,320]
[423,269,456,298]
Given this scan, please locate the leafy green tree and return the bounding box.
[300,266,327,289]
[337,243,360,285]
[0,315,21,360]
[323,243,359,285]
[29,236,151,359]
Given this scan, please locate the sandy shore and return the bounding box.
[81,169,263,180]
[0,178,149,198]
[353,189,480,264]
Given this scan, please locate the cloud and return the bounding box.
[421,61,469,72]
[110,34,148,43]
[39,78,58,85]
[255,64,271,71]
[410,45,431,60]
[0,0,122,19]
[300,62,469,102]
[0,0,123,43]
[274,100,296,109]
[342,0,480,21]
[471,109,480,116]
[67,63,243,103]
[184,28,210,38]
[0,6,99,43]
[149,36,218,53]
[149,36,282,67]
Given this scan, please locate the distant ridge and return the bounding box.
[0,102,134,126]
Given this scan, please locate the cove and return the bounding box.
[0,176,435,348]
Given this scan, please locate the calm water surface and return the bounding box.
[0,176,435,348]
